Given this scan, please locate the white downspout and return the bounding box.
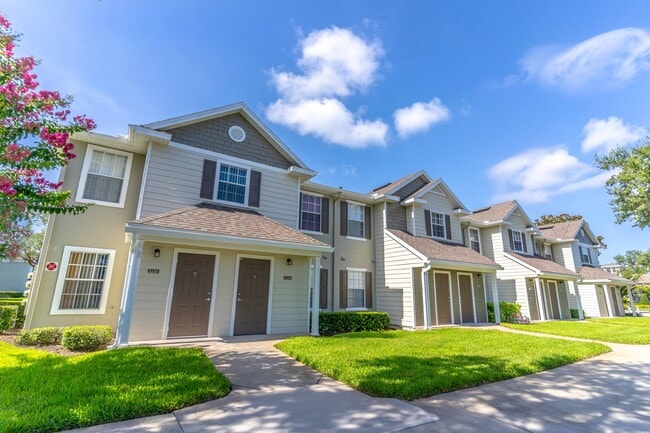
[573,279,585,320]
[491,273,501,324]
[603,284,615,317]
[629,285,637,317]
[311,256,321,336]
[421,261,432,329]
[111,236,144,348]
[535,276,547,321]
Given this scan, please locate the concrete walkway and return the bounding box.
[66,335,437,433]
[65,330,650,433]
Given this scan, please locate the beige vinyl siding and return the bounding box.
[269,256,310,334]
[473,274,488,322]
[571,243,584,271]
[415,191,463,243]
[480,226,502,296]
[25,142,144,331]
[378,231,422,328]
[406,205,416,235]
[565,280,580,309]
[556,282,572,318]
[496,257,531,316]
[501,214,532,255]
[139,143,299,227]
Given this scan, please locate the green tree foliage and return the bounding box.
[596,141,650,228]
[614,249,650,282]
[535,213,583,225]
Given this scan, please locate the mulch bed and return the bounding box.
[0,330,83,356]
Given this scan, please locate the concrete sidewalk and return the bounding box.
[65,335,438,433]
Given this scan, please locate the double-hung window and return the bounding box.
[469,228,481,253]
[512,230,524,252]
[77,145,132,207]
[217,163,248,204]
[431,212,445,238]
[580,246,592,264]
[348,203,365,238]
[544,244,553,260]
[348,270,366,308]
[301,194,322,232]
[51,246,115,315]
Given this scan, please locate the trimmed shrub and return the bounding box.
[319,311,390,336]
[16,327,63,345]
[0,306,18,332]
[570,308,587,319]
[0,291,24,298]
[487,302,522,323]
[61,325,112,351]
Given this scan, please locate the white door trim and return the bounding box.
[230,254,275,336]
[163,248,220,340]
[433,270,453,325]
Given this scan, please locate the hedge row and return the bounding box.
[16,325,112,351]
[0,291,24,299]
[0,306,18,332]
[319,311,390,336]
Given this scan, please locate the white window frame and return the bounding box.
[50,246,115,315]
[346,267,367,311]
[300,193,322,234]
[544,244,553,260]
[430,212,446,239]
[214,161,250,206]
[468,227,481,253]
[347,202,366,240]
[512,230,524,252]
[76,144,133,208]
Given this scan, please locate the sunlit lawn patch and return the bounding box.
[276,328,608,400]
[0,343,230,433]
[504,316,650,344]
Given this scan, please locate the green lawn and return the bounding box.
[503,316,650,344]
[276,328,608,400]
[0,342,230,433]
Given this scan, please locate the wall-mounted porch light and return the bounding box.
[286,258,293,266]
[153,248,161,258]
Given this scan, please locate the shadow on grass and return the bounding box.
[0,346,229,433]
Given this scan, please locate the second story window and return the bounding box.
[77,145,132,208]
[301,194,322,232]
[469,228,481,253]
[217,164,248,204]
[512,230,524,252]
[544,244,553,260]
[580,246,592,264]
[431,212,446,238]
[348,203,365,238]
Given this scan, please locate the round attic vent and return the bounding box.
[228,125,246,142]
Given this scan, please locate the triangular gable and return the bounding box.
[371,170,433,198]
[403,178,468,211]
[144,102,309,170]
[503,200,536,229]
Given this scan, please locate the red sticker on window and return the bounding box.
[45,262,58,271]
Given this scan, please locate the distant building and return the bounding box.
[0,261,31,292]
[600,263,623,275]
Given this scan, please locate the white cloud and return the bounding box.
[488,146,610,203]
[393,98,450,138]
[582,116,647,153]
[522,28,650,91]
[266,26,388,148]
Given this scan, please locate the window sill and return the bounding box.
[345,236,368,241]
[76,197,125,209]
[50,308,106,315]
[345,307,368,312]
[301,229,324,236]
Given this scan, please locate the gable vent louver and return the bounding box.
[228,125,246,142]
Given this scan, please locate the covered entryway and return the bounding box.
[168,253,215,338]
[609,286,621,316]
[596,285,609,317]
[526,279,540,321]
[433,272,452,325]
[234,257,271,335]
[547,281,561,319]
[457,273,476,323]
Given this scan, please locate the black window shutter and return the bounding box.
[424,210,432,236]
[522,233,528,253]
[248,170,261,207]
[200,159,217,199]
[508,229,514,251]
[339,270,348,309]
[445,214,452,240]
[321,198,329,234]
[340,201,348,236]
[365,272,372,309]
[364,206,371,239]
[319,269,328,309]
[299,192,304,230]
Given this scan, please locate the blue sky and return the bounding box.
[2,0,649,262]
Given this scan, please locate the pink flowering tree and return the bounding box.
[1,15,95,259]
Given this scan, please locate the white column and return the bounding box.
[307,257,313,330]
[491,273,501,324]
[421,267,431,328]
[311,257,321,336]
[555,284,563,319]
[629,286,637,317]
[113,237,144,347]
[603,284,615,317]
[535,277,547,321]
[573,280,584,320]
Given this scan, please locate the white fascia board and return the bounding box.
[125,223,334,254]
[302,181,376,204]
[384,230,428,262]
[453,208,471,215]
[428,259,502,272]
[400,197,427,206]
[540,273,579,280]
[460,218,511,227]
[581,278,631,285]
[504,253,542,274]
[287,166,318,178]
[373,170,433,198]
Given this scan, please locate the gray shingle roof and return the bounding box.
[371,171,424,196]
[388,229,500,268]
[580,266,633,284]
[464,201,517,224]
[131,203,330,248]
[507,252,579,277]
[538,219,584,240]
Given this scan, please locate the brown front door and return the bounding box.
[526,279,540,321]
[548,281,560,319]
[168,253,215,338]
[596,285,610,317]
[234,258,271,335]
[609,286,621,316]
[434,272,452,325]
[458,274,475,323]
